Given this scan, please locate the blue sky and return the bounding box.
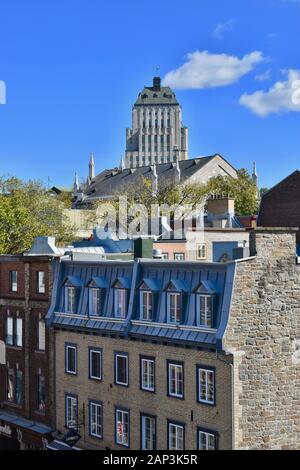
[0,0,300,189]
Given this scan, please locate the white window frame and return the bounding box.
[141,358,155,392]
[89,349,102,380]
[16,318,23,347]
[66,395,78,429]
[168,363,183,398]
[167,292,182,324]
[38,320,46,351]
[10,271,18,292]
[198,368,215,405]
[140,291,153,321]
[141,415,156,450]
[114,289,127,318]
[115,409,129,447]
[174,253,185,261]
[90,401,102,439]
[196,243,207,260]
[198,430,216,450]
[89,288,101,316]
[115,353,129,386]
[197,295,213,328]
[65,286,76,313]
[37,271,46,294]
[168,422,184,450]
[65,344,77,375]
[6,317,13,345]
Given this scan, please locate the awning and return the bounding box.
[47,440,81,451]
[0,411,53,435]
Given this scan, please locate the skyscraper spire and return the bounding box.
[73,172,79,194]
[119,156,125,171]
[89,152,95,181]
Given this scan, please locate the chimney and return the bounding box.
[153,77,161,91]
[207,196,235,228]
[134,238,153,259]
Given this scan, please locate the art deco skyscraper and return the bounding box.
[125,77,188,169]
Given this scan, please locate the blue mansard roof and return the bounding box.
[46,257,236,350]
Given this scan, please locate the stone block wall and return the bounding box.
[223,228,300,449]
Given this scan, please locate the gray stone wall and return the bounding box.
[223,228,300,449]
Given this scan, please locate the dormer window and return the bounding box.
[89,288,101,316]
[65,287,76,313]
[87,277,108,317]
[115,289,127,318]
[140,291,153,321]
[63,276,83,314]
[168,293,182,324]
[194,281,218,328]
[198,295,213,328]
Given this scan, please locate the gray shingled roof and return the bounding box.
[135,86,179,106]
[83,155,218,202]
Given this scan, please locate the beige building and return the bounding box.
[125,77,188,169]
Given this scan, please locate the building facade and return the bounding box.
[0,255,54,450]
[47,227,300,450]
[125,77,188,169]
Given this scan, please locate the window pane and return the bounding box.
[90,402,102,438]
[15,370,22,405]
[142,359,154,391]
[38,321,46,351]
[116,410,129,446]
[66,346,76,373]
[90,350,101,379]
[37,272,45,294]
[116,355,128,385]
[7,369,14,402]
[90,289,101,316]
[169,424,184,450]
[66,287,76,313]
[16,318,22,347]
[66,396,78,428]
[142,416,155,450]
[37,376,46,412]
[10,271,18,292]
[115,290,127,318]
[6,317,13,345]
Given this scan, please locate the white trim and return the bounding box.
[131,319,216,334]
[115,353,129,386]
[141,358,155,392]
[65,344,77,375]
[168,363,183,398]
[89,401,102,439]
[89,349,102,381]
[198,368,215,405]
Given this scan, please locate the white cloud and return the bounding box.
[162,50,265,90]
[255,70,271,82]
[239,70,300,117]
[212,19,235,39]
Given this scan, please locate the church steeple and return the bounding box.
[73,172,79,194]
[89,152,95,181]
[252,162,258,186]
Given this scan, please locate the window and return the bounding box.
[197,367,215,405]
[89,401,103,439]
[6,317,22,347]
[37,272,46,294]
[7,369,22,405]
[141,414,156,450]
[140,357,155,392]
[89,348,102,381]
[16,318,22,347]
[174,253,185,261]
[37,375,46,412]
[197,244,207,260]
[167,293,182,324]
[167,362,184,399]
[9,271,18,292]
[66,395,78,429]
[115,408,129,447]
[115,353,129,386]
[140,291,153,321]
[89,288,101,316]
[114,289,127,318]
[65,344,77,375]
[197,295,213,328]
[198,429,217,450]
[162,253,169,260]
[65,287,76,313]
[6,317,13,345]
[168,422,184,450]
[38,320,46,351]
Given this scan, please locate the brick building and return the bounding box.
[46,228,300,450]
[0,254,55,450]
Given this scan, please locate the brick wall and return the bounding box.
[55,331,233,450]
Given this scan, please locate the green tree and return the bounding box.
[0,176,75,254]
